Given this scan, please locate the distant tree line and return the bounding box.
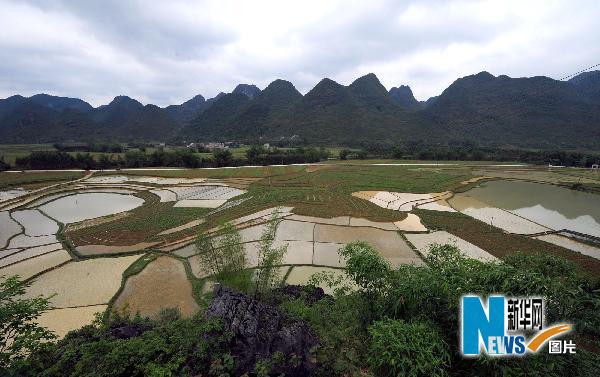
[245,146,329,165]
[7,144,600,170]
[0,157,9,172]
[346,143,600,167]
[12,147,330,170]
[53,143,124,153]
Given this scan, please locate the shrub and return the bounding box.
[212,149,233,167]
[8,315,234,377]
[338,241,390,293]
[367,318,450,377]
[254,209,288,296]
[0,275,56,368]
[502,251,577,279]
[195,222,251,292]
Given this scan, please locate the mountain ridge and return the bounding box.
[1,70,599,149]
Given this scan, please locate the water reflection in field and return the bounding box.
[39,193,144,224]
[451,180,600,236]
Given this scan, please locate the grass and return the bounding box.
[0,144,57,165]
[58,164,599,277]
[473,166,600,185]
[415,208,600,278]
[242,165,468,219]
[323,158,524,165]
[0,171,85,189]
[66,191,211,246]
[103,164,307,179]
[169,165,471,241]
[74,164,471,247]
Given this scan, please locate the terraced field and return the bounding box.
[1,162,599,338]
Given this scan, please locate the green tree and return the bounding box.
[338,149,349,160]
[97,154,112,169]
[0,275,55,368]
[124,150,148,168]
[245,145,266,163]
[0,156,9,172]
[338,241,390,294]
[195,222,249,291]
[196,223,246,275]
[212,149,233,167]
[254,209,288,296]
[391,146,404,159]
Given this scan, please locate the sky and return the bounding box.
[1,0,599,107]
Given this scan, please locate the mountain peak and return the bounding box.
[471,71,496,81]
[233,84,261,98]
[261,79,302,99]
[389,85,423,111]
[349,73,389,100]
[568,70,600,101]
[109,95,143,108]
[255,79,303,108]
[351,73,380,85]
[264,79,298,92]
[164,94,208,125]
[181,94,206,106]
[5,94,25,101]
[206,92,226,106]
[28,93,93,112]
[317,77,341,86]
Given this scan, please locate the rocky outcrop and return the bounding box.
[204,284,319,376]
[270,284,328,306]
[109,322,152,339]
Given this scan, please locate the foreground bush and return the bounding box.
[6,313,234,377]
[367,318,450,377]
[298,242,600,376]
[5,242,600,376]
[0,276,55,369]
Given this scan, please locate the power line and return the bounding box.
[559,63,600,81]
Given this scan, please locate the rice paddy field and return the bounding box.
[1,161,600,338]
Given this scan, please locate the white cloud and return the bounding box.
[0,0,598,105]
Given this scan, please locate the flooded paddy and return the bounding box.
[451,180,600,237]
[39,192,144,223]
[24,188,138,207]
[0,211,21,247]
[394,213,427,232]
[8,234,58,248]
[0,243,63,268]
[0,249,71,280]
[85,175,207,185]
[36,305,108,339]
[22,255,139,308]
[352,190,455,212]
[12,209,59,236]
[405,231,496,261]
[285,266,353,295]
[535,234,600,260]
[0,188,28,202]
[314,224,423,266]
[113,256,199,319]
[313,242,346,267]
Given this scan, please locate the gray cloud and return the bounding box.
[1,0,599,106]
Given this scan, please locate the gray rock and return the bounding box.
[205,284,319,375]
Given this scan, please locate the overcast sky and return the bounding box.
[1,0,599,107]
